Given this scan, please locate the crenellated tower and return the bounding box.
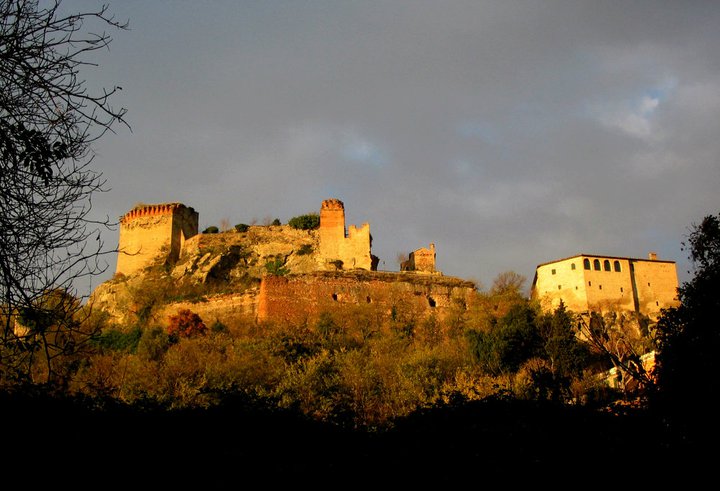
[116,202,198,276]
[318,198,374,270]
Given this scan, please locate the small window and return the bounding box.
[571,263,576,270]
[557,285,562,290]
[656,301,659,306]
[648,282,651,287]
[331,293,338,301]
[588,281,592,286]
[551,269,556,275]
[583,258,591,270]
[603,260,611,271]
[620,287,624,293]
[593,259,601,270]
[366,296,371,303]
[599,285,602,290]
[428,296,436,308]
[575,286,578,290]
[614,261,621,272]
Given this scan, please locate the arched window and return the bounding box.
[593,259,601,270]
[603,260,611,271]
[583,258,591,270]
[614,260,621,272]
[571,263,576,270]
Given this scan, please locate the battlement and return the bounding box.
[116,202,198,277]
[120,202,194,223]
[321,198,345,211]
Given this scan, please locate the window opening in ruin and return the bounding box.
[557,285,561,290]
[599,285,602,290]
[551,269,556,275]
[588,281,592,286]
[366,296,371,303]
[614,261,621,272]
[603,260,611,271]
[571,263,576,270]
[583,259,591,270]
[593,259,601,270]
[331,293,338,301]
[428,296,436,308]
[620,287,624,292]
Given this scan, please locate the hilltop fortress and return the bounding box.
[93,197,679,330]
[94,198,470,328]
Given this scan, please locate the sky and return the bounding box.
[61,1,720,296]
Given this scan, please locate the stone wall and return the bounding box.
[116,203,198,276]
[257,271,477,326]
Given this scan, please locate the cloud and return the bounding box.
[73,1,720,291]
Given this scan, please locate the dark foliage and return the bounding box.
[655,212,720,444]
[288,213,320,230]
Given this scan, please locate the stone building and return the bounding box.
[401,243,437,274]
[531,252,679,319]
[116,203,198,277]
[318,198,377,271]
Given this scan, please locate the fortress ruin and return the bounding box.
[116,203,198,277]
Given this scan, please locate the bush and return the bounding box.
[167,309,207,341]
[297,244,313,256]
[93,327,143,353]
[137,327,171,361]
[234,223,249,233]
[288,213,320,230]
[271,218,281,226]
[203,226,219,234]
[265,257,290,276]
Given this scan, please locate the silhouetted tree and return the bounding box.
[654,212,720,443]
[1,0,128,381]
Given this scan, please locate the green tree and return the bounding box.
[288,213,320,230]
[1,0,128,381]
[654,212,720,442]
[468,303,543,375]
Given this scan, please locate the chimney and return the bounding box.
[648,252,658,261]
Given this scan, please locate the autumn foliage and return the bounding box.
[167,309,207,340]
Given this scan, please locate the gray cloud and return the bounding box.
[65,1,720,296]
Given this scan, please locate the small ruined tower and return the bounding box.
[318,198,373,270]
[116,203,198,277]
[401,243,438,273]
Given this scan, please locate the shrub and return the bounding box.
[203,226,219,234]
[210,319,229,334]
[137,327,171,361]
[288,213,320,230]
[265,257,290,276]
[271,218,281,226]
[93,327,143,353]
[329,259,343,270]
[234,223,249,233]
[167,309,207,341]
[297,244,313,256]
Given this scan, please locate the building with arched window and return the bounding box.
[531,252,679,319]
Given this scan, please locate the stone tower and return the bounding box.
[318,198,373,270]
[116,203,198,277]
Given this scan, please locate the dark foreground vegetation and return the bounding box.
[2,385,708,487]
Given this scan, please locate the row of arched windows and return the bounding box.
[583,258,621,272]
